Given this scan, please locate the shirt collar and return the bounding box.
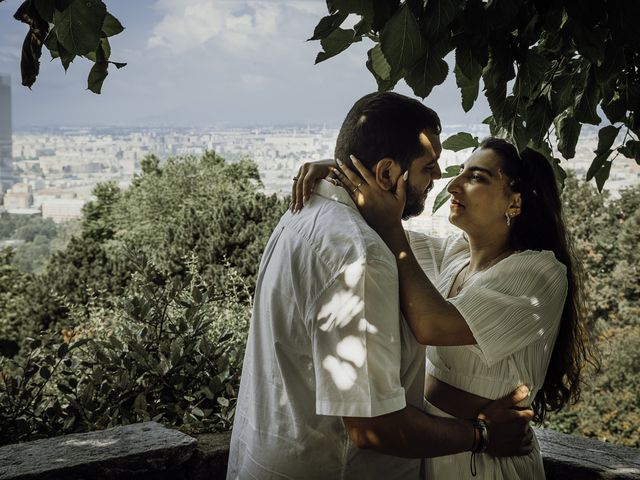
[313,179,358,212]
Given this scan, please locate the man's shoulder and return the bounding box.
[285,196,395,267]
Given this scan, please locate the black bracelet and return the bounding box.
[470,419,489,477]
[471,418,489,453]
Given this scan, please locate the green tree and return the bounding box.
[543,177,640,446]
[0,249,36,357]
[311,0,640,190]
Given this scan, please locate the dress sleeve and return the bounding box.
[309,256,406,418]
[407,231,452,281]
[447,251,568,367]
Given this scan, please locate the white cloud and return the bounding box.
[148,1,321,58]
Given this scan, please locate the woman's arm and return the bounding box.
[332,157,475,346]
[291,159,334,212]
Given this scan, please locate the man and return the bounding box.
[227,92,532,479]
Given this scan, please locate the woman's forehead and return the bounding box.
[463,148,502,171]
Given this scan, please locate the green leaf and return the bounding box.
[556,111,582,160]
[574,69,602,125]
[595,42,626,84]
[422,0,460,39]
[371,1,400,31]
[309,11,348,40]
[54,0,107,56]
[442,132,479,152]
[405,48,448,98]
[367,44,391,81]
[380,4,424,71]
[217,397,230,407]
[39,366,51,379]
[454,66,479,112]
[550,72,574,114]
[134,393,147,411]
[617,140,640,163]
[454,45,482,85]
[87,45,108,93]
[34,0,54,22]
[595,125,621,155]
[526,96,554,146]
[54,0,73,11]
[366,45,401,91]
[441,165,461,179]
[509,117,530,153]
[484,80,508,123]
[315,28,359,64]
[565,19,606,65]
[101,12,124,38]
[44,29,60,59]
[514,52,550,99]
[601,87,627,124]
[330,0,376,22]
[594,158,613,192]
[58,42,76,71]
[57,342,69,358]
[454,46,482,112]
[432,180,454,213]
[586,150,613,182]
[192,406,204,417]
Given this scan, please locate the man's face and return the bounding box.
[402,130,442,220]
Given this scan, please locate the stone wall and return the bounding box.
[1,423,638,479]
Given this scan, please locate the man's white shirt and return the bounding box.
[227,180,425,479]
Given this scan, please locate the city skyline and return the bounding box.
[0,0,492,129]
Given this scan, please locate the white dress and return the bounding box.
[408,232,568,480]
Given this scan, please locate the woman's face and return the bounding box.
[447,148,520,235]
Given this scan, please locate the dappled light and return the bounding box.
[322,355,357,391]
[336,336,366,368]
[317,291,364,332]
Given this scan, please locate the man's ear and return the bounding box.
[373,158,403,191]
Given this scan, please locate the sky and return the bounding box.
[0,0,490,129]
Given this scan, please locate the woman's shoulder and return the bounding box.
[502,249,567,275]
[484,249,568,294]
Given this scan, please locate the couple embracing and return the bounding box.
[227,92,589,479]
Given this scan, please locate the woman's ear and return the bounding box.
[508,192,522,218]
[373,157,403,191]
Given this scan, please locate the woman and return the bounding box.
[292,138,591,479]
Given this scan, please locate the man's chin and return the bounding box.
[402,201,426,220]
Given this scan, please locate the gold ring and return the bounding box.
[352,186,360,194]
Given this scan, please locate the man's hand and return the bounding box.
[479,385,534,457]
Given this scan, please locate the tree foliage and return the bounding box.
[543,175,640,447]
[0,152,285,443]
[311,0,640,190]
[8,0,125,93]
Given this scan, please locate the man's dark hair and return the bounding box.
[334,92,441,172]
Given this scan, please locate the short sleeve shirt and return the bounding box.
[228,181,425,480]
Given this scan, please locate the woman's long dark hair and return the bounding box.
[480,137,594,422]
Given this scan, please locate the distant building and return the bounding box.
[33,187,77,208]
[0,75,13,194]
[41,198,85,223]
[3,182,33,209]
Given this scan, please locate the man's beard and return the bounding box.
[402,183,428,220]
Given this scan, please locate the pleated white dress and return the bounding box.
[408,232,568,480]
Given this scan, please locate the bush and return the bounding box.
[0,254,250,445]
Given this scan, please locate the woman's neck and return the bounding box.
[466,233,512,272]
